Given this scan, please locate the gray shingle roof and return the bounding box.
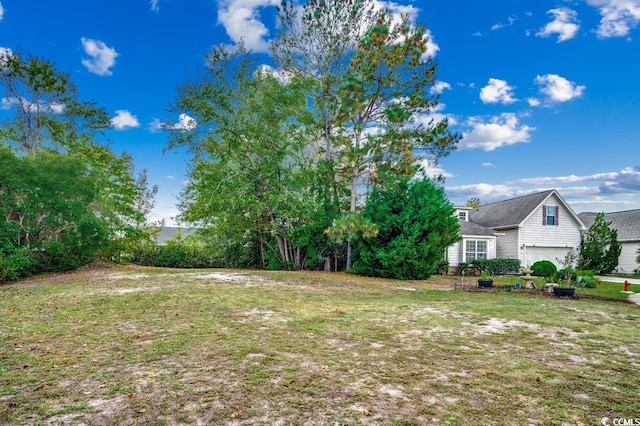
[469,190,554,229]
[459,219,497,237]
[577,210,640,241]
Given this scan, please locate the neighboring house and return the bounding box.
[155,227,196,245]
[577,210,640,274]
[447,190,586,268]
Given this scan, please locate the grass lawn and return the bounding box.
[1,266,639,425]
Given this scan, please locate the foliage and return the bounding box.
[437,259,449,275]
[471,258,521,275]
[579,212,622,274]
[0,51,157,280]
[530,260,557,278]
[576,270,600,288]
[455,262,470,276]
[557,248,579,287]
[351,178,460,280]
[466,197,481,208]
[135,236,221,269]
[271,1,459,269]
[479,269,490,280]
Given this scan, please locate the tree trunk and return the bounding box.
[346,164,359,270]
[324,255,331,272]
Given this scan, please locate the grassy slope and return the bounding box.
[1,267,638,425]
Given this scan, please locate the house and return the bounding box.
[577,210,640,274]
[447,190,586,269]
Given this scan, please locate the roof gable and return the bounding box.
[469,190,554,228]
[578,209,640,241]
[469,190,585,230]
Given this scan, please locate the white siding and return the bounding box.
[447,242,462,267]
[496,229,518,258]
[618,241,640,274]
[519,193,582,267]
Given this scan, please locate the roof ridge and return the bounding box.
[475,189,554,209]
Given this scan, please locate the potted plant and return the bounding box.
[478,269,493,288]
[552,250,577,297]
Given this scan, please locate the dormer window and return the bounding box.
[458,211,467,221]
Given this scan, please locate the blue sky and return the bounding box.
[1,0,639,225]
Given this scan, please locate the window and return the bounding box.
[544,205,558,226]
[465,240,487,262]
[458,211,467,221]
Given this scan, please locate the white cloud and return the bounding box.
[2,96,65,114]
[534,74,585,103]
[81,38,118,76]
[586,0,640,38]
[517,167,640,194]
[256,64,293,83]
[150,0,160,12]
[491,16,516,31]
[148,115,197,132]
[0,46,13,68]
[148,118,163,133]
[0,2,4,22]
[447,183,520,201]
[169,113,197,131]
[217,0,280,53]
[415,159,453,179]
[166,175,175,180]
[413,103,458,128]
[527,98,542,107]
[421,29,440,60]
[111,110,140,130]
[431,81,451,95]
[460,113,534,151]
[479,78,517,104]
[536,8,580,42]
[482,162,496,168]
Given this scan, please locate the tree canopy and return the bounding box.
[168,0,460,273]
[578,212,622,274]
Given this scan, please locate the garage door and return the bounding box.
[526,246,572,268]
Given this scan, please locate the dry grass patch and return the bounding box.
[1,267,638,425]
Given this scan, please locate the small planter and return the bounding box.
[553,287,576,297]
[478,279,494,288]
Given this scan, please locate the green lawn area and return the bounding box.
[1,267,639,425]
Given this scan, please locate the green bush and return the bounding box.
[135,240,221,268]
[576,270,599,288]
[456,262,470,276]
[0,246,36,282]
[471,258,520,275]
[531,260,557,278]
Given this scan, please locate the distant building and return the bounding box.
[155,227,196,245]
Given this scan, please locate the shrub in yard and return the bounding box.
[472,258,521,275]
[531,260,557,278]
[576,270,599,288]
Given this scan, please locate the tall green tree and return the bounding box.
[275,1,459,269]
[352,177,460,280]
[169,46,320,269]
[579,212,622,274]
[0,51,157,271]
[273,0,378,270]
[0,51,110,153]
[335,10,459,268]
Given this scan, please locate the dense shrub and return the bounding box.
[576,270,599,288]
[531,260,557,278]
[0,245,36,282]
[471,258,520,275]
[352,178,460,280]
[455,262,470,276]
[135,238,221,268]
